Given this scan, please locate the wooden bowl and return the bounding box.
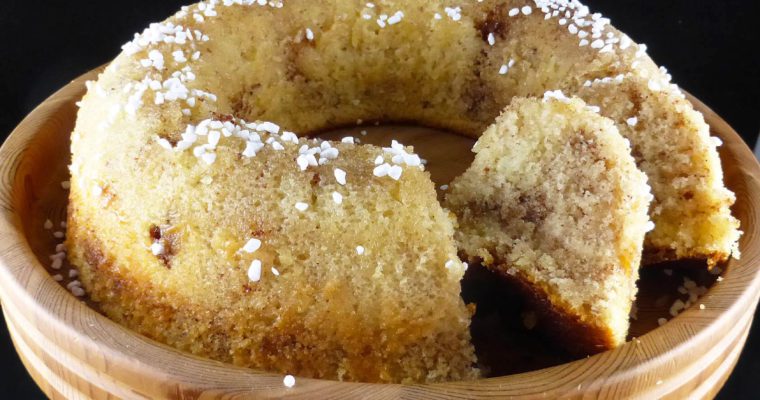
[1,68,759,400]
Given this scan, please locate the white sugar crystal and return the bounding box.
[543,90,569,103]
[509,8,519,17]
[626,117,638,127]
[341,136,355,144]
[487,32,495,46]
[387,165,403,180]
[321,147,339,159]
[201,152,217,165]
[305,28,314,41]
[295,202,309,212]
[281,131,299,143]
[271,267,280,276]
[356,246,365,255]
[296,155,310,170]
[669,299,686,317]
[151,242,165,256]
[444,6,461,21]
[521,6,532,15]
[248,260,262,282]
[332,192,343,204]
[242,238,261,253]
[283,375,295,388]
[499,64,509,75]
[148,50,165,70]
[373,163,391,177]
[172,50,187,63]
[257,121,280,134]
[387,11,404,25]
[334,168,347,185]
[243,141,265,158]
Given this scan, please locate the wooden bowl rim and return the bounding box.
[1,68,760,397]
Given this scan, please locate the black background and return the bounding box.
[1,1,758,398]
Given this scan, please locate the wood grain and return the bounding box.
[1,68,759,399]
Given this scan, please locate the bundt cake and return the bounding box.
[67,0,740,381]
[445,95,652,354]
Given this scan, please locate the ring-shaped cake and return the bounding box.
[67,0,741,383]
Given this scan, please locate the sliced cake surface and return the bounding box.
[578,75,741,266]
[446,95,653,354]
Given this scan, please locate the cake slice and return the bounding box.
[577,74,741,266]
[445,95,653,354]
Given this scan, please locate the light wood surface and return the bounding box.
[1,68,759,399]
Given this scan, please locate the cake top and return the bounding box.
[83,0,679,168]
